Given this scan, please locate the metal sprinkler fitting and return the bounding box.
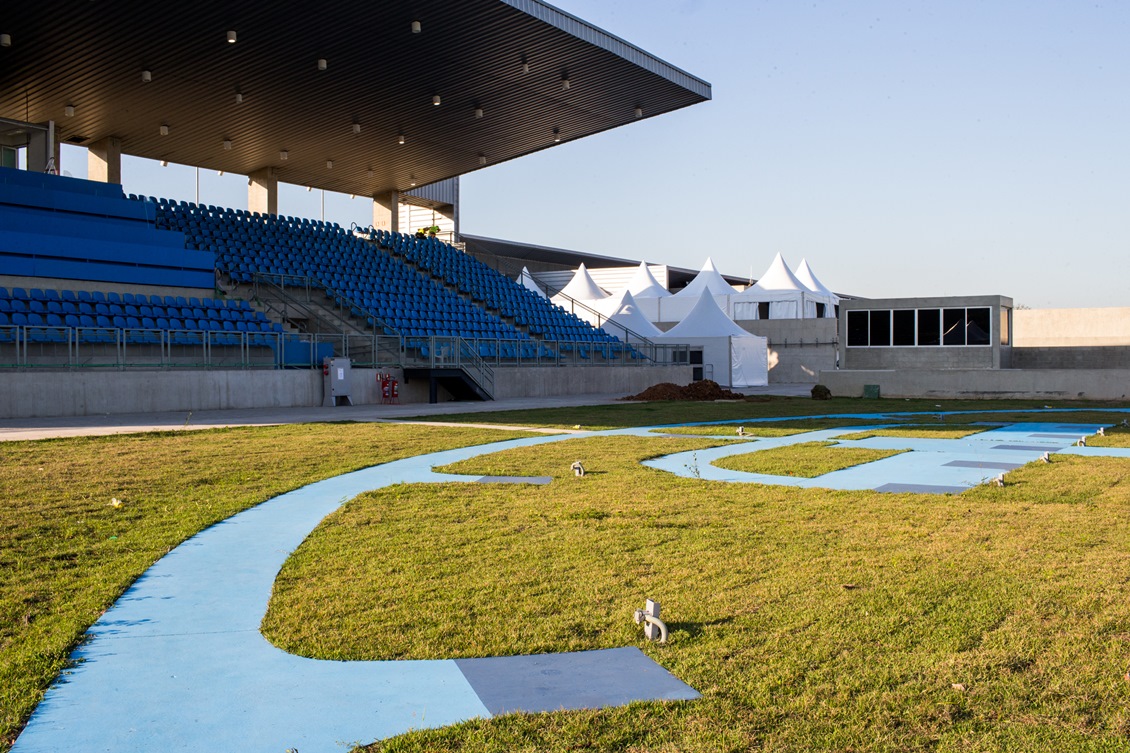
[633,599,668,643]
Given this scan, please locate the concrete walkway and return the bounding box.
[0,384,813,442]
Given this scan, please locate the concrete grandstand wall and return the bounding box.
[817,368,1130,401]
[0,365,691,418]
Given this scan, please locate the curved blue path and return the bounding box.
[14,410,1130,752]
[13,435,697,753]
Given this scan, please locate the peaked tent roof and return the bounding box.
[597,290,664,340]
[752,252,807,292]
[795,259,839,302]
[658,290,750,339]
[674,257,738,297]
[557,263,608,301]
[625,261,672,298]
[516,266,547,297]
[596,288,664,339]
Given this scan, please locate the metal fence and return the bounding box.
[0,325,692,372]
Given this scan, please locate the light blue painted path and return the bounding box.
[643,421,1123,493]
[15,410,1130,752]
[13,434,697,753]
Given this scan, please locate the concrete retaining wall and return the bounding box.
[0,364,690,418]
[735,318,837,384]
[818,368,1130,401]
[1014,307,1130,347]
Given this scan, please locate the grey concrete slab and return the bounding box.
[874,483,969,494]
[943,460,1023,471]
[455,647,700,715]
[992,443,1065,451]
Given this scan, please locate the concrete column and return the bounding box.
[248,167,278,216]
[88,137,122,184]
[372,191,399,233]
[26,126,52,173]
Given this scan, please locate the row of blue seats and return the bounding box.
[0,299,266,323]
[0,311,281,333]
[0,286,250,311]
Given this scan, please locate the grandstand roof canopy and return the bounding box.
[1,0,711,197]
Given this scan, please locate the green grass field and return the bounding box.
[710,440,908,477]
[5,399,1130,752]
[0,423,533,752]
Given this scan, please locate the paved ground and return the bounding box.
[0,383,813,441]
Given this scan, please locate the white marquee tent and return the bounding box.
[657,290,768,387]
[624,261,672,298]
[551,262,608,311]
[595,289,665,342]
[516,266,547,298]
[729,252,809,320]
[795,259,839,317]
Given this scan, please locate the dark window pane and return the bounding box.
[847,310,869,346]
[967,308,990,345]
[815,302,826,318]
[869,310,890,347]
[917,309,940,345]
[943,308,966,345]
[758,302,770,320]
[892,310,916,346]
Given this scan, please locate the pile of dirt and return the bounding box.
[623,380,747,402]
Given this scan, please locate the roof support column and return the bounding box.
[248,167,278,216]
[87,137,121,184]
[372,191,399,234]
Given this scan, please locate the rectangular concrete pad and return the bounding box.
[455,647,700,715]
[944,460,1023,471]
[1031,433,1086,438]
[874,482,967,494]
[992,444,1063,451]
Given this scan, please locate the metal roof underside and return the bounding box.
[0,0,710,197]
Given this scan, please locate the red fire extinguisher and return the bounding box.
[391,378,399,401]
[322,358,330,377]
[382,375,391,402]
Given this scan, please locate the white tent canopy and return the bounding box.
[596,289,664,342]
[553,262,608,303]
[674,257,738,298]
[623,261,672,298]
[516,266,547,298]
[656,290,769,387]
[795,258,838,318]
[729,252,807,319]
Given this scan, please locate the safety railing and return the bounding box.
[1,325,692,373]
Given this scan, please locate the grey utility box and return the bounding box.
[322,357,354,407]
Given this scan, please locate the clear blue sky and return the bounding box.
[63,1,1129,309]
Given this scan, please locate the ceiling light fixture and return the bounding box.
[352,123,361,134]
[64,105,75,117]
[306,185,312,192]
[553,127,561,143]
[141,70,152,83]
[279,149,288,160]
[326,160,333,169]
[432,94,441,106]
[159,124,169,136]
[349,194,355,200]
[235,92,243,104]
[634,106,643,118]
[317,58,327,71]
[479,153,486,165]
[223,139,232,150]
[366,169,373,178]
[218,170,224,176]
[474,107,483,119]
[227,30,237,44]
[562,75,570,90]
[0,34,11,48]
[160,160,168,167]
[398,133,405,145]
[411,20,421,33]
[521,57,529,74]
